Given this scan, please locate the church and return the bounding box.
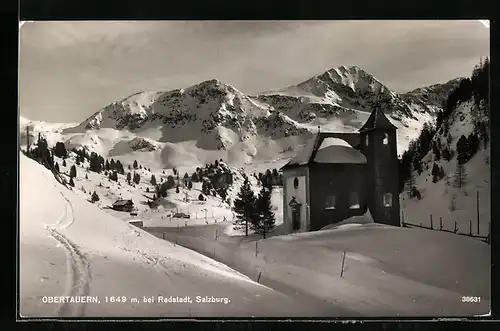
[280,103,401,233]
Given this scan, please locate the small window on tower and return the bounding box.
[293,177,299,189]
[383,133,389,145]
[325,196,336,210]
[383,193,392,207]
[365,135,369,146]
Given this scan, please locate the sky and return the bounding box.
[19,20,490,123]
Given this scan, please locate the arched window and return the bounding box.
[365,135,369,146]
[383,133,389,145]
[293,177,299,189]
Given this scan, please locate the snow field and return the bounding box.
[20,153,338,317]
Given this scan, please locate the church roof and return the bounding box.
[314,142,367,164]
[359,102,397,132]
[280,132,363,170]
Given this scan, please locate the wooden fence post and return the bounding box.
[257,271,262,283]
[430,214,433,229]
[469,220,472,236]
[477,191,480,235]
[439,217,443,230]
[255,241,258,257]
[340,249,347,278]
[401,211,405,225]
[454,222,458,233]
[487,222,491,245]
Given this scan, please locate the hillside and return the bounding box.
[400,100,490,236]
[401,77,464,112]
[399,59,490,238]
[19,152,339,317]
[19,66,461,171]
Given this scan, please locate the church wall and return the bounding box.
[282,167,309,233]
[308,163,368,230]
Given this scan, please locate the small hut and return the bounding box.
[112,199,134,212]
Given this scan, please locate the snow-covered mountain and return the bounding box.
[401,77,464,112]
[20,66,461,169]
[258,65,414,119]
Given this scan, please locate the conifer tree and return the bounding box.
[454,162,467,188]
[233,174,258,236]
[188,181,193,190]
[105,160,110,171]
[133,160,138,169]
[151,174,157,186]
[69,177,75,187]
[176,186,180,194]
[407,163,416,198]
[54,142,67,159]
[166,175,176,189]
[456,135,469,164]
[127,172,131,184]
[109,171,118,182]
[184,172,189,179]
[191,172,199,182]
[431,163,440,183]
[253,186,276,239]
[91,191,99,203]
[89,152,102,173]
[133,172,140,184]
[70,165,77,178]
[85,173,89,180]
[217,187,228,201]
[116,160,125,174]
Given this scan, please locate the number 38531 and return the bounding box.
[462,296,481,303]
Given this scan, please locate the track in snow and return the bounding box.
[45,192,91,317]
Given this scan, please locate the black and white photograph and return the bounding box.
[18,20,490,318]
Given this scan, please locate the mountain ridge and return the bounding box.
[21,65,462,168]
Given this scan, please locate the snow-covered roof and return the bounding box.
[313,144,367,164]
[318,137,352,149]
[281,132,363,169]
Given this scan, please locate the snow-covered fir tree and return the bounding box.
[252,186,276,239]
[233,174,258,236]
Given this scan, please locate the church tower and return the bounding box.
[358,99,400,227]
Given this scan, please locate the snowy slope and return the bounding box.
[400,101,490,235]
[19,153,340,317]
[150,220,490,317]
[19,116,80,148]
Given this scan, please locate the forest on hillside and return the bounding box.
[398,57,490,194]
